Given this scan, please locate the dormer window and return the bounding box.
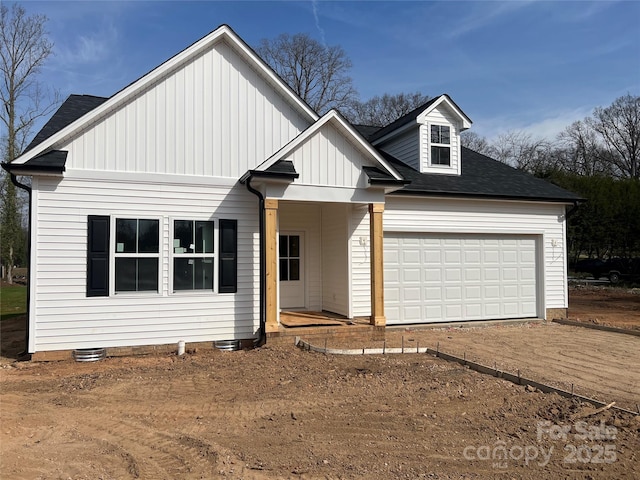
[430,125,451,166]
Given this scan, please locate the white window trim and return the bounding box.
[110,216,164,296]
[169,217,219,295]
[429,123,452,168]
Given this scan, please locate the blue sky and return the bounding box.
[21,0,640,141]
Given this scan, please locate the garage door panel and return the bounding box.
[385,233,538,324]
[464,250,481,263]
[445,286,462,301]
[503,267,518,281]
[404,287,421,301]
[464,285,481,299]
[425,268,441,281]
[445,268,461,281]
[425,305,442,320]
[465,268,481,281]
[425,287,442,300]
[465,304,483,318]
[484,268,500,281]
[403,268,421,283]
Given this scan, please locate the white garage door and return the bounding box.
[384,234,538,324]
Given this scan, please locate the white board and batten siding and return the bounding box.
[286,121,380,189]
[58,39,310,177]
[30,175,260,352]
[381,196,568,324]
[321,204,350,317]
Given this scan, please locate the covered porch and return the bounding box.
[239,109,406,342]
[263,199,386,335]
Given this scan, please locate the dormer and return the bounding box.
[369,94,472,176]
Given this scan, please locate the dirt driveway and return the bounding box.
[369,323,639,412]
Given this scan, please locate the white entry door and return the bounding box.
[279,232,305,309]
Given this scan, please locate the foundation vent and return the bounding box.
[214,340,240,351]
[73,348,106,362]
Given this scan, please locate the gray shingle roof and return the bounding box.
[381,148,582,202]
[23,95,108,154]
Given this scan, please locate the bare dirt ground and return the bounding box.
[1,286,639,479]
[567,284,640,331]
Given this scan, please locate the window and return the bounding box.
[173,220,214,291]
[114,219,160,292]
[430,124,451,166]
[279,234,300,281]
[86,215,237,297]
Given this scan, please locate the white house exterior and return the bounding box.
[4,25,580,357]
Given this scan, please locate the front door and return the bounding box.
[279,232,305,309]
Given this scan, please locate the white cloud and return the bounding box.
[474,105,594,142]
[54,22,119,67]
[445,1,536,40]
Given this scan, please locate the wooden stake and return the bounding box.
[571,402,616,420]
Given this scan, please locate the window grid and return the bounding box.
[430,124,452,166]
[114,218,160,293]
[172,220,215,292]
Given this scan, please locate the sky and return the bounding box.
[16,0,640,142]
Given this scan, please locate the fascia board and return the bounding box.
[417,95,472,129]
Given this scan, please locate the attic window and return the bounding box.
[430,125,451,166]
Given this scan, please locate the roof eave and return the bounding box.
[388,189,583,204]
[239,169,299,184]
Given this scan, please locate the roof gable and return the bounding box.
[12,25,318,166]
[370,94,471,145]
[416,95,471,129]
[256,110,403,187]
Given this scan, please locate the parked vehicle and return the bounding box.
[574,258,608,279]
[574,257,640,283]
[604,258,640,284]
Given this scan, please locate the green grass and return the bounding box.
[1,285,27,321]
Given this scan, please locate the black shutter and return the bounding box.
[87,215,110,296]
[218,219,237,293]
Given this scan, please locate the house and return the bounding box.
[3,25,581,359]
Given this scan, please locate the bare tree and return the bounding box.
[460,131,492,155]
[488,130,551,172]
[556,120,613,176]
[346,92,430,127]
[588,94,640,179]
[1,3,57,283]
[257,33,357,115]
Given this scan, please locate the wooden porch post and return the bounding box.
[265,199,279,332]
[369,203,386,326]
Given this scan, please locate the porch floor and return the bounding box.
[267,311,384,344]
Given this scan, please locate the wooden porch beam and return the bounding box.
[369,203,386,326]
